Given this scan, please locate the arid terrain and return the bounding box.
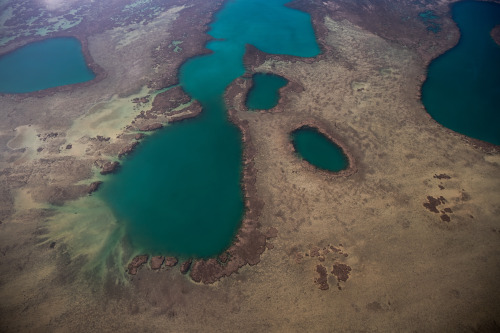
[0,0,499,331]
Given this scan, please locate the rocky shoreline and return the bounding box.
[225,68,304,115]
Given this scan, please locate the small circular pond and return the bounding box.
[291,126,349,172]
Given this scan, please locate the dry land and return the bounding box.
[0,0,499,331]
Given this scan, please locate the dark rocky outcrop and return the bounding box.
[100,161,120,175]
[150,256,164,270]
[118,141,139,158]
[180,260,192,274]
[138,123,163,131]
[87,181,103,194]
[164,257,178,267]
[128,255,148,275]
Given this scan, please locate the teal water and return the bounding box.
[291,127,348,172]
[421,1,500,145]
[101,0,319,258]
[0,37,95,93]
[246,73,288,110]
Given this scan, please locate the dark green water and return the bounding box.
[246,73,288,110]
[421,1,500,145]
[0,37,95,93]
[101,0,319,258]
[291,127,348,172]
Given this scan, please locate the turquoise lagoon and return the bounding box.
[246,73,288,110]
[0,37,95,93]
[421,1,500,145]
[291,127,349,172]
[101,0,320,258]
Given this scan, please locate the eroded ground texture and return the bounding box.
[1,0,499,331]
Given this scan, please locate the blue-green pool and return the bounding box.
[0,37,95,93]
[291,127,349,172]
[246,73,288,110]
[101,0,320,258]
[421,1,500,145]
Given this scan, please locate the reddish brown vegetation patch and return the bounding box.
[315,265,329,290]
[180,260,192,274]
[423,195,446,213]
[150,256,164,270]
[331,263,352,282]
[434,173,451,179]
[440,214,451,222]
[164,257,178,267]
[128,255,148,275]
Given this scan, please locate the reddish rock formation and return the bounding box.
[138,123,163,131]
[164,257,178,267]
[180,260,192,274]
[118,141,139,158]
[331,263,351,282]
[100,161,120,175]
[135,133,145,140]
[315,264,329,290]
[87,181,103,194]
[128,255,148,275]
[150,256,164,270]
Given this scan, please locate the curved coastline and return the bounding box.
[418,0,500,152]
[0,35,106,99]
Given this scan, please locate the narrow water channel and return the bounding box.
[101,0,320,258]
